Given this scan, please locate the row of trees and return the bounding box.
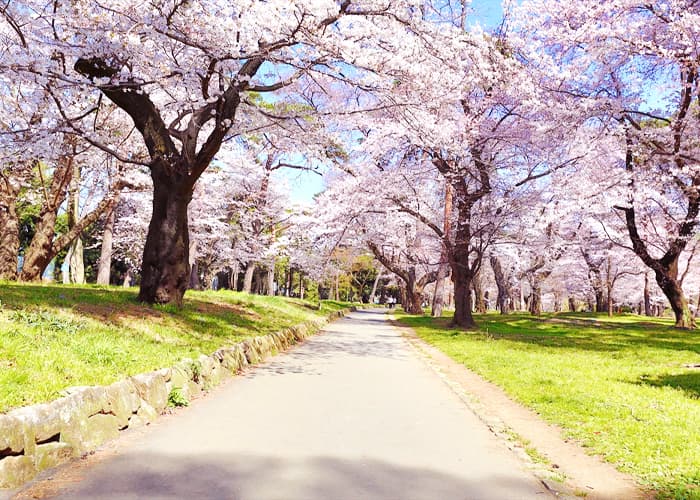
[1,1,699,328]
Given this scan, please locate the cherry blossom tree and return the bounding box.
[515,0,700,328]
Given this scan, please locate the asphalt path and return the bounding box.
[33,309,554,500]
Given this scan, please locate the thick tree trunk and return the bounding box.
[137,174,192,305]
[189,263,201,290]
[0,179,20,280]
[20,208,60,282]
[403,271,424,315]
[453,274,476,328]
[529,283,542,315]
[490,255,511,315]
[243,262,255,294]
[96,203,117,285]
[655,267,694,328]
[473,273,486,314]
[568,297,577,312]
[607,281,613,317]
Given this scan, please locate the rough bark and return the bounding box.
[644,273,652,316]
[490,254,511,314]
[473,272,486,314]
[432,183,453,317]
[0,175,20,280]
[137,166,192,305]
[266,263,275,296]
[96,200,117,285]
[67,163,85,285]
[243,262,256,294]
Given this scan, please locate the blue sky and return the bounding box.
[284,0,505,205]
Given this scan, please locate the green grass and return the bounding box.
[397,311,700,500]
[0,281,351,413]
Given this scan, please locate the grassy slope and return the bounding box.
[0,282,350,413]
[398,312,700,500]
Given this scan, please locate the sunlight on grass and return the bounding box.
[0,282,350,413]
[398,312,700,500]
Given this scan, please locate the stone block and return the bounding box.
[131,372,168,412]
[103,380,139,428]
[0,456,36,489]
[34,442,73,472]
[82,414,120,451]
[0,415,25,455]
[241,339,261,365]
[135,403,158,425]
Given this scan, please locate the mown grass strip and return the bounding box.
[0,282,350,413]
[397,312,700,500]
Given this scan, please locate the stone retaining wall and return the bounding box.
[0,307,354,490]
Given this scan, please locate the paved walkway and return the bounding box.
[23,309,553,499]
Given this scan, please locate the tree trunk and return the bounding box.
[19,156,74,282]
[432,183,453,317]
[490,255,511,314]
[62,247,72,284]
[137,172,192,305]
[299,272,305,300]
[644,273,652,316]
[122,267,132,287]
[232,262,240,291]
[67,162,85,284]
[266,264,275,296]
[0,178,20,280]
[529,282,543,315]
[403,270,424,314]
[568,297,576,312]
[473,273,486,314]
[96,202,117,285]
[655,267,694,328]
[453,273,476,328]
[243,262,255,294]
[369,271,382,304]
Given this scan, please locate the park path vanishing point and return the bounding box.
[12,309,555,500]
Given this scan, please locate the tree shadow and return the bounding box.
[399,313,700,356]
[14,452,552,500]
[638,372,700,399]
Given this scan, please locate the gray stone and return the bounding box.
[0,455,36,489]
[136,402,158,424]
[103,380,139,428]
[34,442,73,472]
[241,339,262,364]
[131,372,168,412]
[81,414,120,451]
[0,414,24,454]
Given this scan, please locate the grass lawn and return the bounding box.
[397,311,700,500]
[0,281,350,413]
